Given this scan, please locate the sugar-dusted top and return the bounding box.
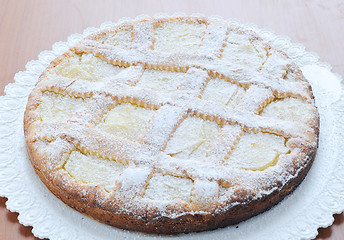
[24,16,319,224]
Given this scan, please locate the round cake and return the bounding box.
[24,16,319,234]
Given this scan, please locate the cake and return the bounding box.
[24,16,319,234]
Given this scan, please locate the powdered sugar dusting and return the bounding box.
[206,124,243,165]
[24,16,319,228]
[178,67,209,96]
[236,85,274,114]
[116,166,152,197]
[142,105,187,151]
[191,179,219,212]
[261,50,291,78]
[199,21,228,57]
[132,21,154,51]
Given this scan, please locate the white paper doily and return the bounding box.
[0,13,344,240]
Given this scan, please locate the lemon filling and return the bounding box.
[227,132,289,171]
[64,151,126,192]
[153,21,206,53]
[37,92,85,122]
[144,173,193,203]
[97,103,155,141]
[52,53,123,81]
[165,116,221,160]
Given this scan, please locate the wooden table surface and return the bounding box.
[0,0,343,239]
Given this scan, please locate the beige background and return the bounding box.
[0,0,343,239]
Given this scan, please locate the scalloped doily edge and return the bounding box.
[0,13,343,240]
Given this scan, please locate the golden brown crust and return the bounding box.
[27,143,317,234]
[24,16,319,234]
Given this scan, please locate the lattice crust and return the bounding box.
[51,53,124,81]
[64,151,127,192]
[222,29,269,70]
[24,16,319,234]
[135,69,186,93]
[153,18,207,54]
